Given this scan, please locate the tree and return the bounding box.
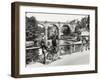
[86,16,90,31]
[26,16,38,41]
[75,16,90,34]
[80,16,90,31]
[75,21,81,33]
[62,25,71,36]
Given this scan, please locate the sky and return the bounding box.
[26,12,88,22]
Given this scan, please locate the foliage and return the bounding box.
[62,25,71,36]
[75,16,90,34]
[26,16,38,41]
[26,16,45,41]
[48,24,59,39]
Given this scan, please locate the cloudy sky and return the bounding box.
[26,12,88,22]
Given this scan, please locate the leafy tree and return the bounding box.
[75,16,90,34]
[80,16,90,31]
[86,16,90,31]
[62,25,71,36]
[26,16,38,41]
